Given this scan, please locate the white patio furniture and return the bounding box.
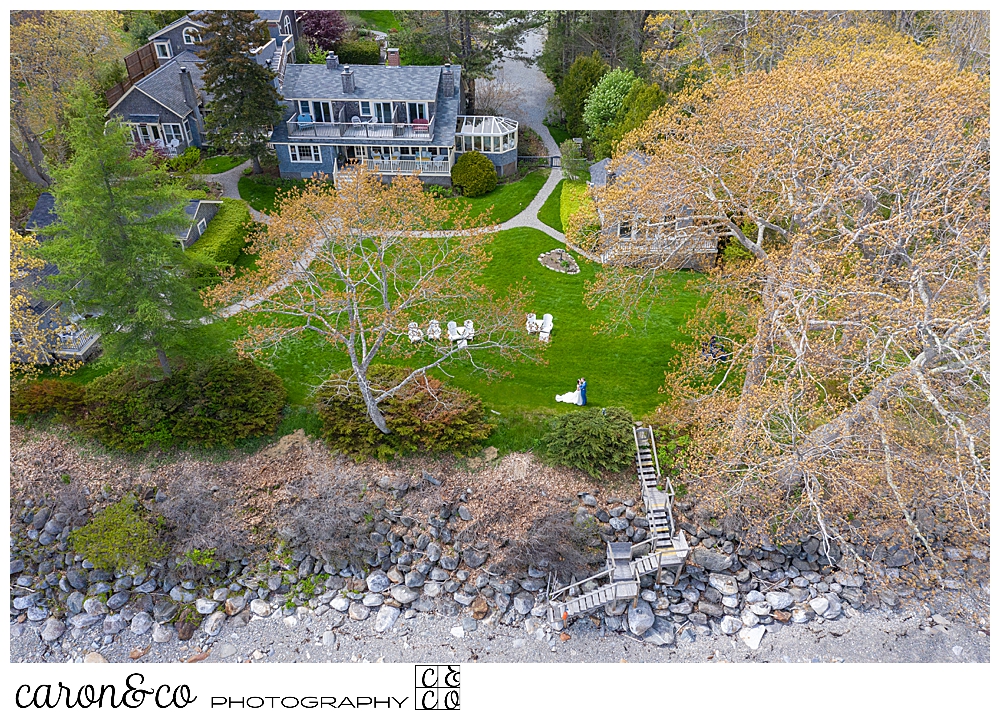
[538,313,554,342]
[407,322,424,343]
[427,319,442,340]
[526,313,541,333]
[463,320,475,342]
[447,320,468,348]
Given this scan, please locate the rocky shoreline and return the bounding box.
[9,427,990,663]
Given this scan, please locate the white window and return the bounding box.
[163,124,184,147]
[289,145,321,163]
[182,28,201,45]
[298,100,311,116]
[197,218,208,235]
[154,42,172,59]
[360,101,371,117]
[133,124,161,144]
[283,16,292,36]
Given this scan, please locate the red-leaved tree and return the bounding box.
[299,10,350,51]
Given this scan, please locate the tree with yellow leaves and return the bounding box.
[202,168,539,434]
[9,230,80,388]
[10,10,128,187]
[588,25,989,561]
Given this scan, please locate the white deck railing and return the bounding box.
[287,115,436,141]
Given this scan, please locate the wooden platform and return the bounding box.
[548,425,689,622]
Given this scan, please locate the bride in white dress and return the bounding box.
[555,378,584,405]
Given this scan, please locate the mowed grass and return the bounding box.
[545,121,572,147]
[238,175,306,214]
[237,228,703,417]
[350,10,399,32]
[193,155,246,175]
[446,169,548,226]
[537,179,564,232]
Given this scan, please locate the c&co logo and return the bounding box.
[414,665,460,711]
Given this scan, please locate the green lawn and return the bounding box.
[447,170,548,226]
[233,228,703,417]
[350,10,399,32]
[238,175,306,214]
[537,179,564,233]
[193,155,246,175]
[545,121,572,148]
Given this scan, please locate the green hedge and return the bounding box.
[11,379,86,418]
[541,406,635,477]
[335,39,381,65]
[560,180,594,231]
[451,151,498,198]
[188,198,253,265]
[315,365,495,461]
[79,357,287,451]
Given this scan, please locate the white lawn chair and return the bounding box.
[463,320,474,342]
[447,320,466,347]
[538,313,554,343]
[427,319,442,340]
[525,313,540,333]
[407,322,423,343]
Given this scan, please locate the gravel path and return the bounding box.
[195,159,271,224]
[11,597,989,665]
[497,30,565,241]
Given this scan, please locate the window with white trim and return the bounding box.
[289,145,321,163]
[154,42,172,59]
[359,101,371,117]
[283,16,292,36]
[182,28,201,45]
[197,218,208,236]
[163,124,184,147]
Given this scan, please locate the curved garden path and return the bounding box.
[213,30,586,319]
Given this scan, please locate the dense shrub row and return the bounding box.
[188,198,253,265]
[79,357,286,451]
[335,39,381,65]
[11,379,86,417]
[451,151,498,198]
[315,365,494,461]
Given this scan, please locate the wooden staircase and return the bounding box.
[547,425,689,622]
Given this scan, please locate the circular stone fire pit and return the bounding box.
[538,248,580,275]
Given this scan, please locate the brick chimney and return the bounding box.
[326,52,339,70]
[386,48,400,67]
[441,62,454,98]
[341,65,355,94]
[178,66,204,135]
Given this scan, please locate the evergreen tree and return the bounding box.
[195,10,285,174]
[41,85,210,378]
[557,52,608,138]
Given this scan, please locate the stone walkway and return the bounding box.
[209,29,588,318]
[195,159,271,224]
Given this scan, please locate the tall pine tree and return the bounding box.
[195,11,284,174]
[41,85,210,378]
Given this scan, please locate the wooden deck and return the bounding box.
[548,424,689,622]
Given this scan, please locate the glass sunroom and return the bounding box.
[454,116,518,153]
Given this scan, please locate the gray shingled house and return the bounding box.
[589,154,718,271]
[106,50,208,156]
[108,10,298,156]
[271,53,520,186]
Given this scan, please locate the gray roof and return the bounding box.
[132,51,207,119]
[255,10,283,22]
[271,66,462,149]
[26,192,57,235]
[589,158,609,187]
[283,63,447,102]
